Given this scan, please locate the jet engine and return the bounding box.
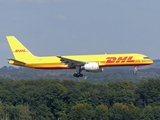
[82,62,103,73]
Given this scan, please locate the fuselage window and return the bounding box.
[144,57,149,59]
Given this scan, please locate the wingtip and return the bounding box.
[56,55,61,58]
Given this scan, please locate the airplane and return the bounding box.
[6,36,153,77]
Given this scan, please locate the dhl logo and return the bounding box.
[106,56,135,63]
[14,49,28,52]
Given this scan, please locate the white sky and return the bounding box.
[0,0,160,67]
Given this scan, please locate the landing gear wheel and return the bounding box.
[73,73,83,78]
[79,74,83,77]
[73,73,78,77]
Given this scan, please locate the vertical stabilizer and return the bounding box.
[6,36,35,61]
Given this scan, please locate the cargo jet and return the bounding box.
[6,36,153,77]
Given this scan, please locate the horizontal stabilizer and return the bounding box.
[7,58,26,65]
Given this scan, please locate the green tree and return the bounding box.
[135,79,160,108]
[141,105,154,120]
[69,103,94,120]
[126,104,141,120]
[153,106,160,119]
[46,83,67,119]
[109,103,141,120]
[77,91,91,103]
[109,103,128,120]
[0,101,9,120]
[95,104,108,120]
[9,104,31,120]
[107,81,135,106]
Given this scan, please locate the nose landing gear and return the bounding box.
[133,66,138,75]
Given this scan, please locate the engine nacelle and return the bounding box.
[82,62,103,73]
[86,68,103,73]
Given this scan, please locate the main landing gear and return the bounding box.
[73,66,83,78]
[73,73,83,77]
[133,66,138,75]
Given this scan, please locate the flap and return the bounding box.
[57,56,86,67]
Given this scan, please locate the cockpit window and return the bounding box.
[144,57,149,59]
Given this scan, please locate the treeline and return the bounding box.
[0,78,159,119]
[1,66,160,82]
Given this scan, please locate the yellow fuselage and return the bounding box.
[9,53,153,69]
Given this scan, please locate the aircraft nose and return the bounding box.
[142,59,153,65]
[150,59,154,64]
[147,59,154,64]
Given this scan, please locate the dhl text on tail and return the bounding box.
[6,36,153,77]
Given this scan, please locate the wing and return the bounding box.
[57,56,86,67]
